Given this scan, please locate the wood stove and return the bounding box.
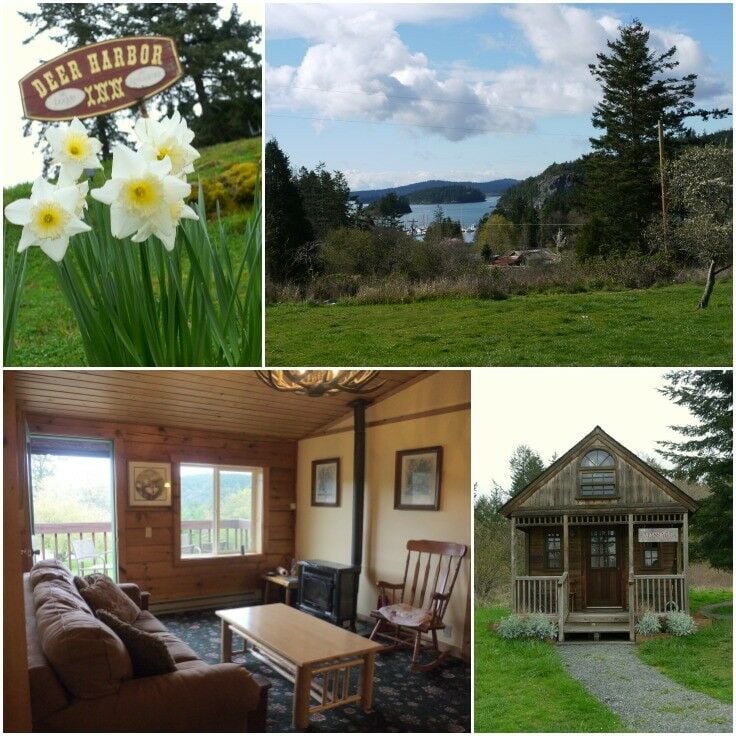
[297,559,360,630]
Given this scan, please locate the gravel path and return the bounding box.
[558,643,732,732]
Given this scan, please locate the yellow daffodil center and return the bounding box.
[156,146,170,161]
[123,175,163,214]
[64,132,90,161]
[32,202,70,239]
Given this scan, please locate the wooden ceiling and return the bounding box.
[12,370,428,440]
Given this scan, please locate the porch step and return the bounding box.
[563,622,630,634]
[567,611,629,624]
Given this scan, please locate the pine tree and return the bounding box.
[509,445,545,496]
[264,140,313,284]
[657,370,732,570]
[584,19,728,255]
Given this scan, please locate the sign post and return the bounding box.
[19,36,182,121]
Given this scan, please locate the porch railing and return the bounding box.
[513,575,562,615]
[34,522,113,577]
[632,573,687,615]
[180,519,251,556]
[556,571,569,642]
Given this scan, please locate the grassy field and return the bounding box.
[267,281,732,366]
[474,606,626,732]
[637,588,733,704]
[3,137,260,367]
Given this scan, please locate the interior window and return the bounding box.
[180,464,263,558]
[580,450,616,497]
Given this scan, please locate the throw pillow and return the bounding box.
[96,610,177,678]
[73,575,89,591]
[79,576,140,624]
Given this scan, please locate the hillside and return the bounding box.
[353,178,518,204]
[408,184,485,204]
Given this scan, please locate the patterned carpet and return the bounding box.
[157,608,471,732]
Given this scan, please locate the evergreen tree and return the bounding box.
[19,3,261,166]
[265,140,313,284]
[584,19,728,255]
[657,370,732,570]
[295,164,351,238]
[509,444,546,496]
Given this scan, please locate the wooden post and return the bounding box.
[510,517,516,613]
[562,514,569,573]
[293,664,313,729]
[220,620,233,663]
[658,119,668,251]
[360,652,376,713]
[683,513,689,613]
[628,514,635,641]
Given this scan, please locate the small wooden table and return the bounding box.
[217,603,383,729]
[262,573,298,605]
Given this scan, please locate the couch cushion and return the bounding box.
[97,610,177,678]
[33,579,93,616]
[30,559,75,587]
[131,610,169,634]
[37,607,133,699]
[79,575,140,624]
[151,630,201,663]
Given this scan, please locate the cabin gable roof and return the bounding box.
[499,426,699,516]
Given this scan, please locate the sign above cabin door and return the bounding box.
[586,527,622,607]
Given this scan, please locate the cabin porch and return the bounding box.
[510,511,690,641]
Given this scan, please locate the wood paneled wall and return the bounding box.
[24,413,297,604]
[520,439,681,511]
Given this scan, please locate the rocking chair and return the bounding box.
[369,539,467,671]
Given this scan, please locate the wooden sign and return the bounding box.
[19,36,183,121]
[638,527,679,543]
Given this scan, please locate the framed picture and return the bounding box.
[311,458,340,507]
[394,447,442,510]
[128,461,172,507]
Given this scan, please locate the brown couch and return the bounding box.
[24,559,270,732]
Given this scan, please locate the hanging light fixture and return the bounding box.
[255,370,382,397]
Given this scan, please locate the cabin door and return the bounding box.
[586,527,622,607]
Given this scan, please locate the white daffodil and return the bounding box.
[57,167,89,219]
[3,177,91,261]
[90,144,195,249]
[134,112,200,179]
[46,118,102,180]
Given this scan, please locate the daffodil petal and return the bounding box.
[156,229,176,251]
[4,198,32,225]
[40,236,70,262]
[180,203,198,221]
[17,226,37,252]
[164,176,191,200]
[55,185,82,213]
[111,144,144,179]
[67,216,91,236]
[90,179,122,205]
[110,204,140,239]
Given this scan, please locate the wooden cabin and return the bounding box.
[3,370,471,732]
[499,426,699,641]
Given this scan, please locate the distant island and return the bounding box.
[352,178,519,204]
[408,184,485,204]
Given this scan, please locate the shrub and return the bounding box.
[635,611,662,636]
[665,610,697,636]
[198,161,259,216]
[497,613,558,640]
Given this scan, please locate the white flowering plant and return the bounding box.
[3,114,261,366]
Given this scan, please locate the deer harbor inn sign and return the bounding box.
[19,36,182,121]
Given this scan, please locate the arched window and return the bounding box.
[579,449,616,497]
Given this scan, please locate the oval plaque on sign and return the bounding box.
[18,36,182,121]
[45,88,87,111]
[125,65,166,90]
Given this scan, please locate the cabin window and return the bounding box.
[179,463,263,559]
[643,542,660,568]
[579,450,616,497]
[545,531,562,569]
[590,529,617,568]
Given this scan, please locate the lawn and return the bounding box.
[266,282,732,366]
[3,137,260,367]
[637,588,733,704]
[474,606,626,732]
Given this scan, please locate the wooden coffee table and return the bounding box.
[217,603,383,728]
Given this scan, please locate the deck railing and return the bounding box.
[556,571,569,642]
[513,575,562,615]
[180,519,251,556]
[632,573,687,615]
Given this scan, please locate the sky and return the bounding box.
[472,368,699,494]
[0,2,264,187]
[266,2,733,190]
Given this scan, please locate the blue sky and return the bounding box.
[266,3,733,190]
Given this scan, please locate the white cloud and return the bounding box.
[267,4,731,143]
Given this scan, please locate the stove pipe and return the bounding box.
[349,399,369,571]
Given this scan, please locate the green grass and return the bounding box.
[266,282,732,366]
[637,588,732,704]
[474,607,627,732]
[3,137,260,367]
